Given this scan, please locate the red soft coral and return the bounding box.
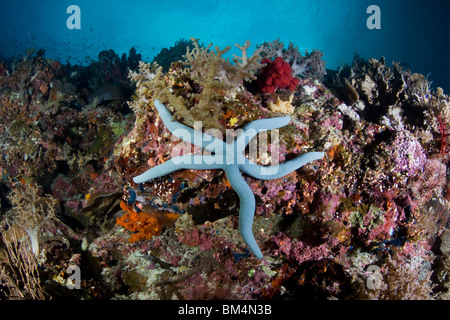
[257,57,299,94]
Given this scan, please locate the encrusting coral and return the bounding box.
[267,94,295,114]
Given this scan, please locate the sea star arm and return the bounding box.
[224,166,263,259]
[133,155,222,184]
[241,151,325,180]
[235,116,291,153]
[154,100,226,152]
[241,116,292,135]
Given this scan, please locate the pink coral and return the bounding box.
[257,57,299,94]
[389,131,427,176]
[272,233,331,264]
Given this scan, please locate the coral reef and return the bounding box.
[127,37,262,132]
[98,47,141,88]
[0,39,449,300]
[152,38,196,72]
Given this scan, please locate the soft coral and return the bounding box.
[257,57,299,94]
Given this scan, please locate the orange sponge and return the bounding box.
[116,201,178,243]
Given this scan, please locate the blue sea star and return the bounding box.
[133,99,324,259]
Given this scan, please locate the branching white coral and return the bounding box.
[233,40,252,67]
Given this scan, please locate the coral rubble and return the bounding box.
[0,39,449,300]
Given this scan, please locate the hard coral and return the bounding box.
[257,57,299,94]
[116,201,178,243]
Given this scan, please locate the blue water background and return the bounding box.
[0,0,449,90]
